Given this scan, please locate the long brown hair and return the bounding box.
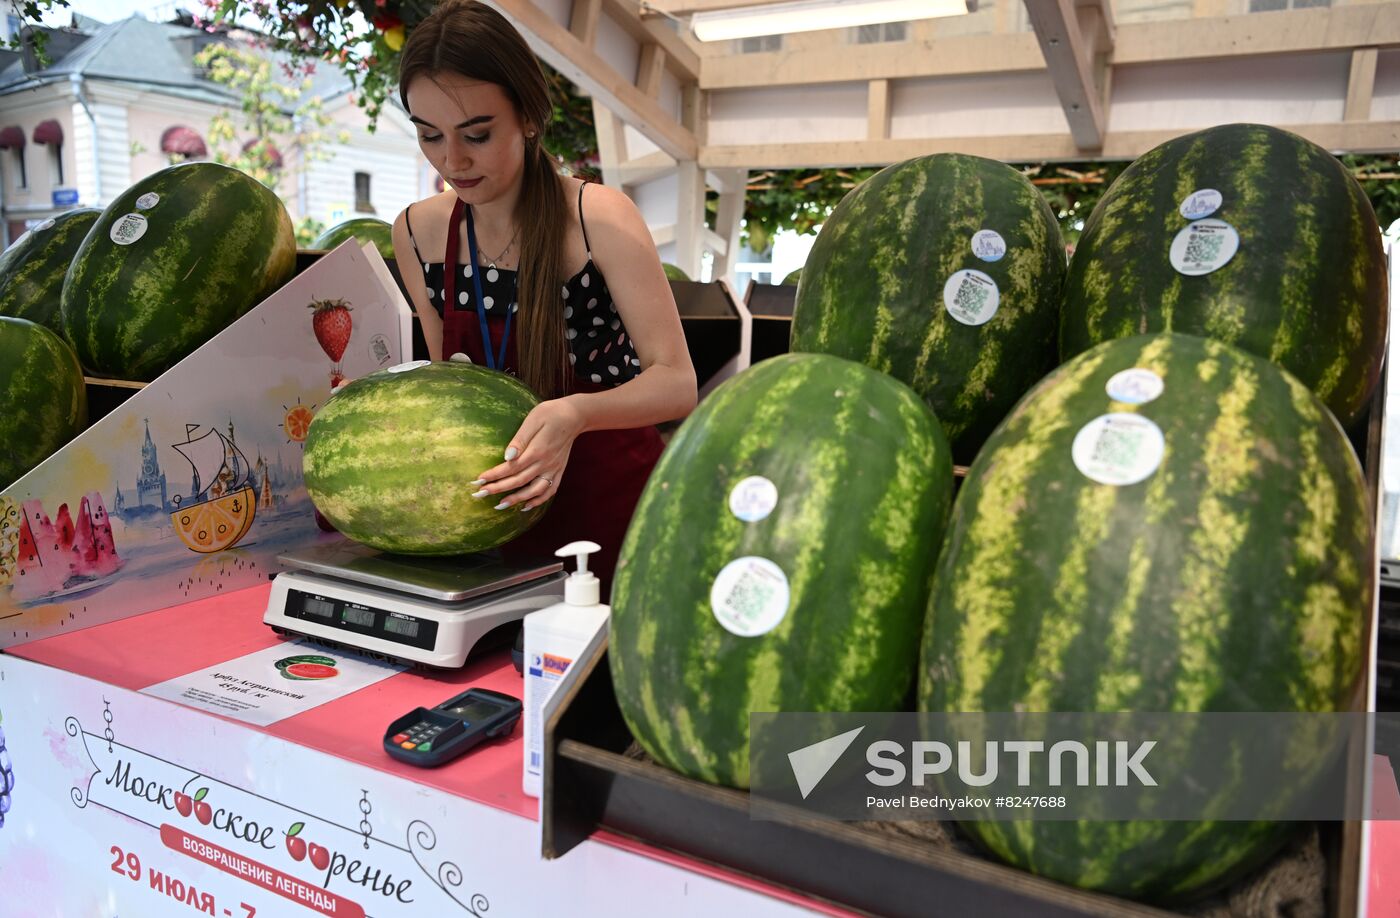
[399,0,570,399]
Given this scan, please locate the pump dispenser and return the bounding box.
[522,540,610,797]
[557,540,600,606]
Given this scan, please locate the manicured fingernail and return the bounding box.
[494,501,511,510]
[469,478,485,486]
[504,446,519,460]
[472,489,490,499]
[517,503,530,512]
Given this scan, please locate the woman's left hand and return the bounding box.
[473,397,586,512]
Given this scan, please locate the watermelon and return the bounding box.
[918,332,1371,902]
[60,162,296,381]
[1,317,88,488]
[0,208,101,332]
[661,262,692,282]
[790,153,1066,465]
[302,360,547,555]
[1060,123,1386,429]
[610,353,954,788]
[780,268,801,286]
[311,217,394,261]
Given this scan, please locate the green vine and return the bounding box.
[1343,154,1400,231]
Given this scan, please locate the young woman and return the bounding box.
[391,0,697,595]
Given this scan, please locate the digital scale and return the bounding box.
[263,542,566,669]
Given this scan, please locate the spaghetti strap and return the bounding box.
[404,203,425,265]
[577,182,591,255]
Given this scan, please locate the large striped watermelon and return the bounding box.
[1060,123,1386,428]
[303,360,547,555]
[0,208,101,333]
[918,332,1370,902]
[311,217,394,261]
[1,317,88,488]
[61,162,296,381]
[790,153,1065,464]
[611,353,954,788]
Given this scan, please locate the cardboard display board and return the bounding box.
[0,241,411,648]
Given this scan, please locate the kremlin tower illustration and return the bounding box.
[113,420,169,517]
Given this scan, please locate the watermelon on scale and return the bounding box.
[302,360,547,555]
[61,162,296,381]
[1060,123,1387,428]
[919,332,1371,902]
[0,208,101,332]
[610,353,954,788]
[790,153,1066,464]
[1,317,87,488]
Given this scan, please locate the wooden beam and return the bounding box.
[570,0,602,47]
[867,78,889,141]
[1112,4,1400,64]
[494,0,698,161]
[700,33,1044,89]
[647,0,798,12]
[1345,47,1379,122]
[682,81,704,142]
[604,0,701,80]
[619,150,678,185]
[1024,0,1105,150]
[675,160,705,278]
[1077,0,1114,52]
[637,42,666,98]
[705,166,746,194]
[710,168,746,281]
[703,226,728,257]
[699,120,1400,169]
[699,5,1400,91]
[591,98,627,188]
[650,223,676,246]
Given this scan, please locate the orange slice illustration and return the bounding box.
[171,487,256,554]
[283,404,315,442]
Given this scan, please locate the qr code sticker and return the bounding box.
[1072,414,1165,486]
[723,570,775,627]
[952,279,987,321]
[1170,219,1238,276]
[711,557,790,637]
[108,213,148,246]
[1090,424,1143,469]
[943,269,999,326]
[1182,231,1223,270]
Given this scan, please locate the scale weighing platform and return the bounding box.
[264,542,566,669]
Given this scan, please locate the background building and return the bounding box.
[0,10,436,245]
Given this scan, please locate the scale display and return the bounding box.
[264,544,567,669]
[284,588,438,651]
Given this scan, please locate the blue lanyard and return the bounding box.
[464,205,513,372]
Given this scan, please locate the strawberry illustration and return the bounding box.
[309,298,353,364]
[285,822,306,861]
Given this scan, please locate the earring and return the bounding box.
[526,130,537,139]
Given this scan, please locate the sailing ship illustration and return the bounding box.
[169,421,257,553]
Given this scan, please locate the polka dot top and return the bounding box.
[406,184,643,386]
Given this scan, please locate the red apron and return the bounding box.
[441,197,664,598]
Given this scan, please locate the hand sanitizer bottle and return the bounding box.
[522,540,609,798]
